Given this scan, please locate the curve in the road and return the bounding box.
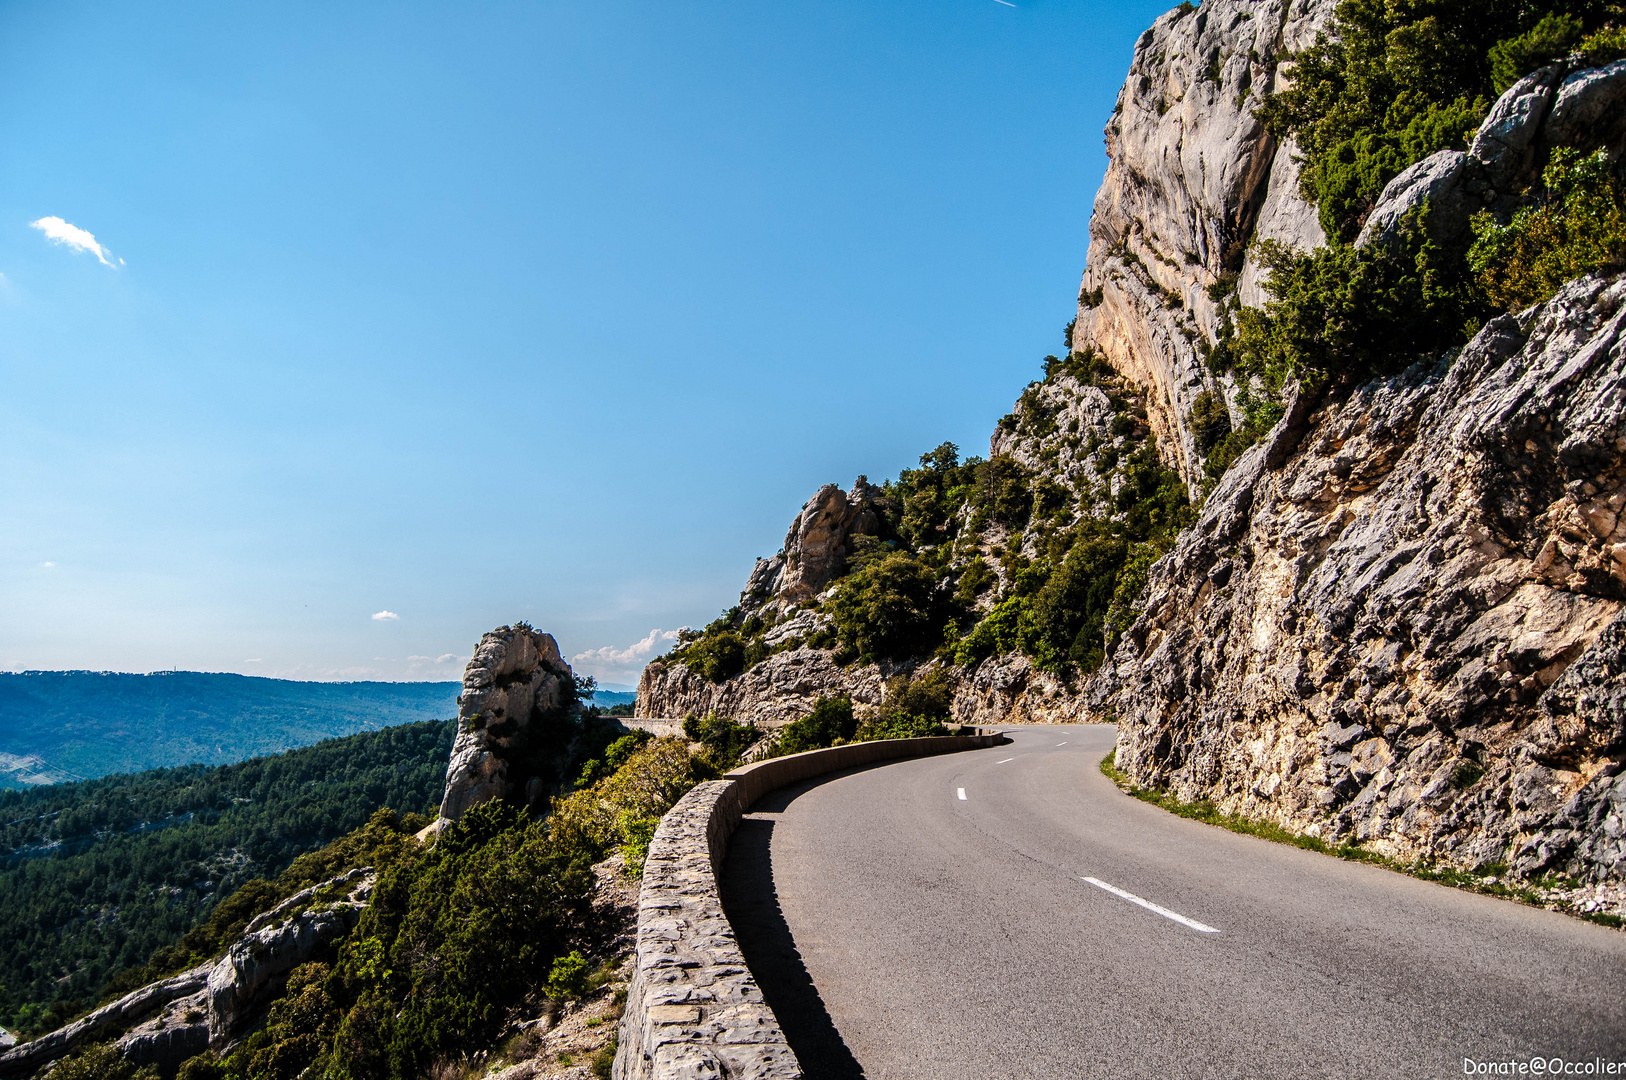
[719,725,1626,1080]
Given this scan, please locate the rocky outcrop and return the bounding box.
[1073,0,1335,489]
[440,625,577,821]
[0,967,211,1078]
[207,870,375,1043]
[1100,272,1626,883]
[740,480,886,616]
[1359,58,1626,253]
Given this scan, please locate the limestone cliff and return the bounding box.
[1103,275,1626,882]
[1073,0,1332,490]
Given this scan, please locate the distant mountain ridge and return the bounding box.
[0,671,459,786]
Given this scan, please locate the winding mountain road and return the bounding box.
[719,725,1626,1080]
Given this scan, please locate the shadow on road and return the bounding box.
[721,812,868,1080]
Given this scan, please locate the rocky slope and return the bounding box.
[1103,273,1626,881]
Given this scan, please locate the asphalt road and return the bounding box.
[718,725,1626,1080]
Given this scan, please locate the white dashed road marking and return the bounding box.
[996,758,1015,764]
[1056,741,1068,746]
[957,788,967,800]
[1083,877,1219,934]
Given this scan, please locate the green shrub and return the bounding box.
[827,552,950,664]
[881,669,952,722]
[686,631,747,683]
[776,697,857,756]
[1226,214,1491,389]
[1469,149,1626,312]
[1489,13,1582,93]
[974,456,1032,529]
[546,951,591,1000]
[51,1044,159,1080]
[616,812,658,877]
[681,714,760,770]
[1187,390,1232,455]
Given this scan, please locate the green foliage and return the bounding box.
[681,714,760,771]
[615,813,658,878]
[318,800,597,1080]
[48,1042,160,1080]
[974,456,1033,529]
[575,730,653,789]
[1030,537,1131,672]
[1257,0,1608,243]
[881,669,952,723]
[827,552,953,664]
[1581,23,1626,64]
[1225,216,1491,388]
[684,630,747,683]
[1186,389,1232,455]
[0,722,453,1034]
[1101,541,1167,649]
[1489,13,1582,93]
[1469,150,1626,311]
[546,951,591,1000]
[775,697,857,756]
[228,963,341,1080]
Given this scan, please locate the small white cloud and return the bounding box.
[372,610,400,621]
[572,628,685,683]
[436,653,456,663]
[40,561,55,568]
[30,216,115,267]
[245,658,263,663]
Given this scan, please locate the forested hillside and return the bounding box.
[0,672,458,785]
[0,720,454,1038]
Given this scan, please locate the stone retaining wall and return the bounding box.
[613,732,1004,1080]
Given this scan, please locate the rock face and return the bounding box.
[740,480,885,616]
[0,966,211,1078]
[440,625,577,821]
[207,869,375,1044]
[1074,0,1335,489]
[1101,273,1626,882]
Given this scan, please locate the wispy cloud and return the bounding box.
[371,610,400,622]
[405,653,468,679]
[40,561,55,568]
[571,628,685,683]
[30,217,116,267]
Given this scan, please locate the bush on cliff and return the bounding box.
[1222,214,1491,388]
[1257,0,1613,243]
[828,551,957,664]
[775,696,858,756]
[1470,149,1626,311]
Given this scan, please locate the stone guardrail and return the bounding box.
[613,731,1006,1080]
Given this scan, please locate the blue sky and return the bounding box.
[0,0,1171,686]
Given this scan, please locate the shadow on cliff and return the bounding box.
[720,799,868,1080]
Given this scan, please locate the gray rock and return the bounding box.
[1469,65,1567,194]
[1102,273,1626,883]
[207,891,370,1044]
[1074,0,1339,491]
[1356,150,1470,250]
[0,967,211,1078]
[1544,59,1626,157]
[440,624,576,821]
